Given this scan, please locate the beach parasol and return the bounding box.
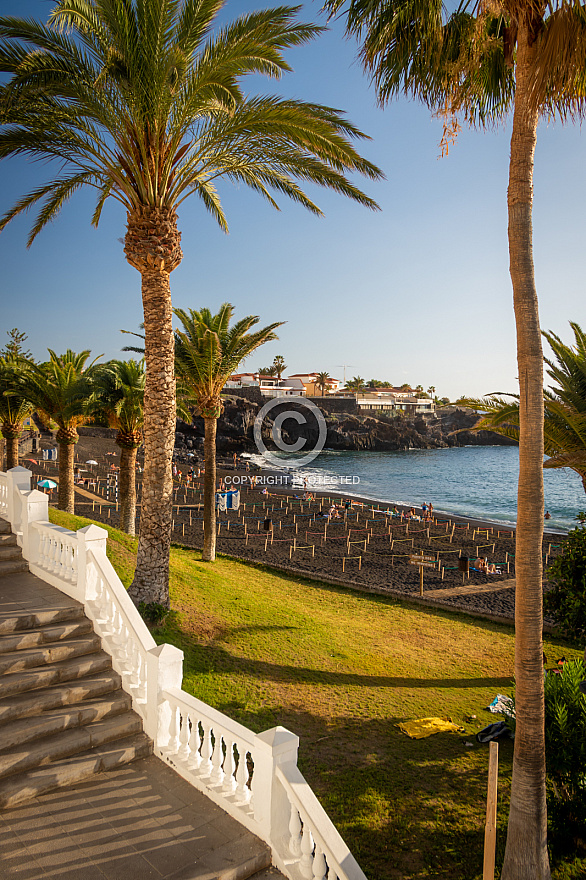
[37,479,57,489]
[86,460,98,466]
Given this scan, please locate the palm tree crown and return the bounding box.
[175,304,282,417]
[0,355,34,471]
[95,358,145,535]
[96,359,145,445]
[0,1,382,239]
[464,323,586,491]
[25,350,100,512]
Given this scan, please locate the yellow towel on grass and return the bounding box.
[397,717,461,739]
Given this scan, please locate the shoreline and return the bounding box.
[27,435,568,631]
[230,458,568,539]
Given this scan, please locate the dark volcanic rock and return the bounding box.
[176,400,516,453]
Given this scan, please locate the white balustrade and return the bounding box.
[0,473,8,518]
[85,545,155,726]
[31,522,78,584]
[159,687,255,820]
[276,763,367,880]
[0,466,368,880]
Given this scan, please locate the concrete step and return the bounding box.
[0,710,143,779]
[0,671,123,724]
[0,650,112,699]
[0,732,152,808]
[248,871,286,879]
[0,634,102,675]
[0,535,17,547]
[0,691,132,753]
[0,522,10,535]
[0,560,28,578]
[166,837,273,880]
[0,546,22,562]
[0,603,85,635]
[0,618,94,653]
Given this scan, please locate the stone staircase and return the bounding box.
[0,519,284,880]
[0,571,152,810]
[0,519,28,577]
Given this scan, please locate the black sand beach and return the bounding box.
[25,434,566,629]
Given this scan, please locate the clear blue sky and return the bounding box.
[1,0,585,400]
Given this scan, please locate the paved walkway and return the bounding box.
[0,758,277,879]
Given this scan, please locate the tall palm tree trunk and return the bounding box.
[202,417,217,562]
[501,27,550,880]
[125,207,182,607]
[56,432,77,513]
[118,441,139,536]
[2,429,19,470]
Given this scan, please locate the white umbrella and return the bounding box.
[86,460,98,466]
[37,479,57,489]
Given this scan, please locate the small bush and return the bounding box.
[138,601,170,626]
[544,517,586,641]
[544,660,586,861]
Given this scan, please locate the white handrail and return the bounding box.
[0,466,368,880]
[276,763,368,880]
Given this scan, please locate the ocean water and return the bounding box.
[247,446,584,533]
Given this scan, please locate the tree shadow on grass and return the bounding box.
[226,703,513,880]
[167,624,514,690]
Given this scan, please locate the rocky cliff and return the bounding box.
[175,399,516,454]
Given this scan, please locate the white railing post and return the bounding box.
[7,466,31,535]
[254,726,299,842]
[147,643,184,744]
[20,489,49,564]
[77,524,108,603]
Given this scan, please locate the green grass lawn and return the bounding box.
[49,509,583,880]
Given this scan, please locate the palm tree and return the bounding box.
[25,351,99,513]
[315,371,331,396]
[0,356,34,471]
[427,386,436,400]
[95,360,145,535]
[464,323,586,492]
[273,356,287,381]
[0,1,381,608]
[174,304,281,564]
[324,0,586,872]
[345,376,365,392]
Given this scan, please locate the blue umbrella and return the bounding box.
[37,479,57,489]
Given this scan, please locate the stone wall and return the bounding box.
[304,397,358,414]
[222,387,264,405]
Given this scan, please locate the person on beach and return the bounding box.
[421,502,427,517]
[476,556,501,575]
[428,503,434,517]
[545,510,551,520]
[328,503,340,520]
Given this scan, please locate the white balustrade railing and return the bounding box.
[0,466,367,880]
[0,472,8,518]
[276,763,366,880]
[85,545,156,728]
[30,521,78,585]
